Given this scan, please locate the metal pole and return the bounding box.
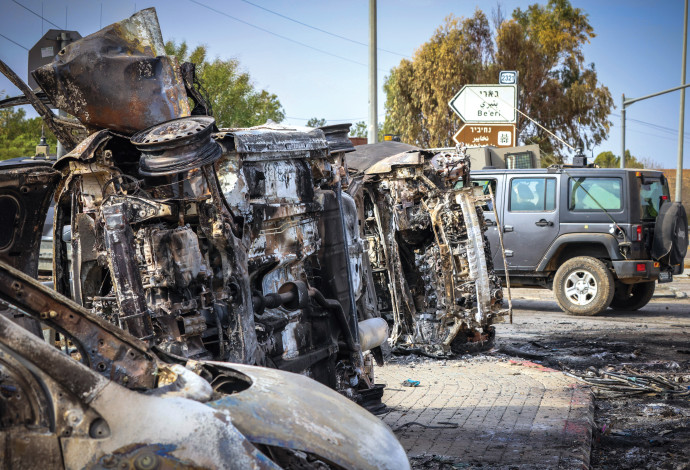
[56,32,71,158]
[368,0,378,144]
[621,94,626,169]
[677,0,688,202]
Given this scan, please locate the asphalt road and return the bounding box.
[495,279,690,469]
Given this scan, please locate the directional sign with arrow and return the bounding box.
[448,84,517,124]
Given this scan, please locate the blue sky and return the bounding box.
[0,0,687,169]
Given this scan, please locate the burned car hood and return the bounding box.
[207,363,409,470]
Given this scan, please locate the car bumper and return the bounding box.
[612,260,661,282]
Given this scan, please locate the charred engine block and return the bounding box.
[51,119,386,403]
[352,149,506,356]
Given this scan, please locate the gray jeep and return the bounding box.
[469,166,688,315]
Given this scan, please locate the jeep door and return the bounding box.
[500,175,560,270]
[471,176,505,269]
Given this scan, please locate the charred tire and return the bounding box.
[609,281,656,311]
[553,256,614,316]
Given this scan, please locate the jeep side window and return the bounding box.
[508,178,556,212]
[638,177,669,219]
[471,179,497,210]
[569,177,622,211]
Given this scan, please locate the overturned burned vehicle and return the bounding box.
[7,8,387,406]
[0,7,409,469]
[347,145,507,356]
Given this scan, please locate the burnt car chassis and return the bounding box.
[347,148,507,357]
[0,7,389,408]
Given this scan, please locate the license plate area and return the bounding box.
[659,271,673,283]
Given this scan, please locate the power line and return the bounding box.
[611,112,690,139]
[287,116,367,122]
[238,0,409,58]
[0,33,29,51]
[11,0,61,30]
[188,0,385,71]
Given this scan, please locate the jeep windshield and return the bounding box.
[638,176,670,220]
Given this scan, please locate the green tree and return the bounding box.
[306,117,327,128]
[383,0,613,158]
[165,41,285,128]
[593,150,652,169]
[350,121,368,138]
[0,100,58,161]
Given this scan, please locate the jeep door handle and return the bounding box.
[535,219,554,227]
[485,219,495,227]
[503,225,513,232]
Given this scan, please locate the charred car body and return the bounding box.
[26,9,386,404]
[0,7,409,469]
[347,146,506,356]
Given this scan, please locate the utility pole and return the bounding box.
[621,94,626,168]
[676,0,688,202]
[368,0,378,144]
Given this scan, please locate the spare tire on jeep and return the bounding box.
[652,201,688,266]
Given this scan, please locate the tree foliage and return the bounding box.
[0,101,57,161]
[165,41,285,128]
[350,121,368,138]
[383,0,613,158]
[306,117,327,128]
[593,150,660,169]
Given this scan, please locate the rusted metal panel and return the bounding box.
[32,8,189,135]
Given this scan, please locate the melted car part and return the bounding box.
[0,311,279,470]
[349,148,506,356]
[31,8,189,134]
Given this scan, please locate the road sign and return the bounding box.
[499,70,518,85]
[28,30,81,89]
[453,123,516,147]
[448,84,517,123]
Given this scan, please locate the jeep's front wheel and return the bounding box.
[553,257,614,316]
[609,281,656,311]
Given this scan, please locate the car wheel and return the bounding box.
[553,256,614,316]
[609,281,656,311]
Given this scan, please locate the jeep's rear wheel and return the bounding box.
[553,257,614,316]
[609,281,655,311]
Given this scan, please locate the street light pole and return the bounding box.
[676,0,688,202]
[368,0,378,144]
[621,94,626,169]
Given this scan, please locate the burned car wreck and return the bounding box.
[0,8,389,407]
[0,8,412,468]
[347,146,506,356]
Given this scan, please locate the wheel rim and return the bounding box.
[564,270,598,306]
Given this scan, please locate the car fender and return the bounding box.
[536,233,621,271]
[206,362,411,470]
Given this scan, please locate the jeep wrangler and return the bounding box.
[469,166,688,315]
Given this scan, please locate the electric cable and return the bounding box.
[189,0,385,71]
[11,0,61,29]
[238,0,409,58]
[0,33,29,51]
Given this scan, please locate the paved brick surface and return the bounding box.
[377,357,593,469]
